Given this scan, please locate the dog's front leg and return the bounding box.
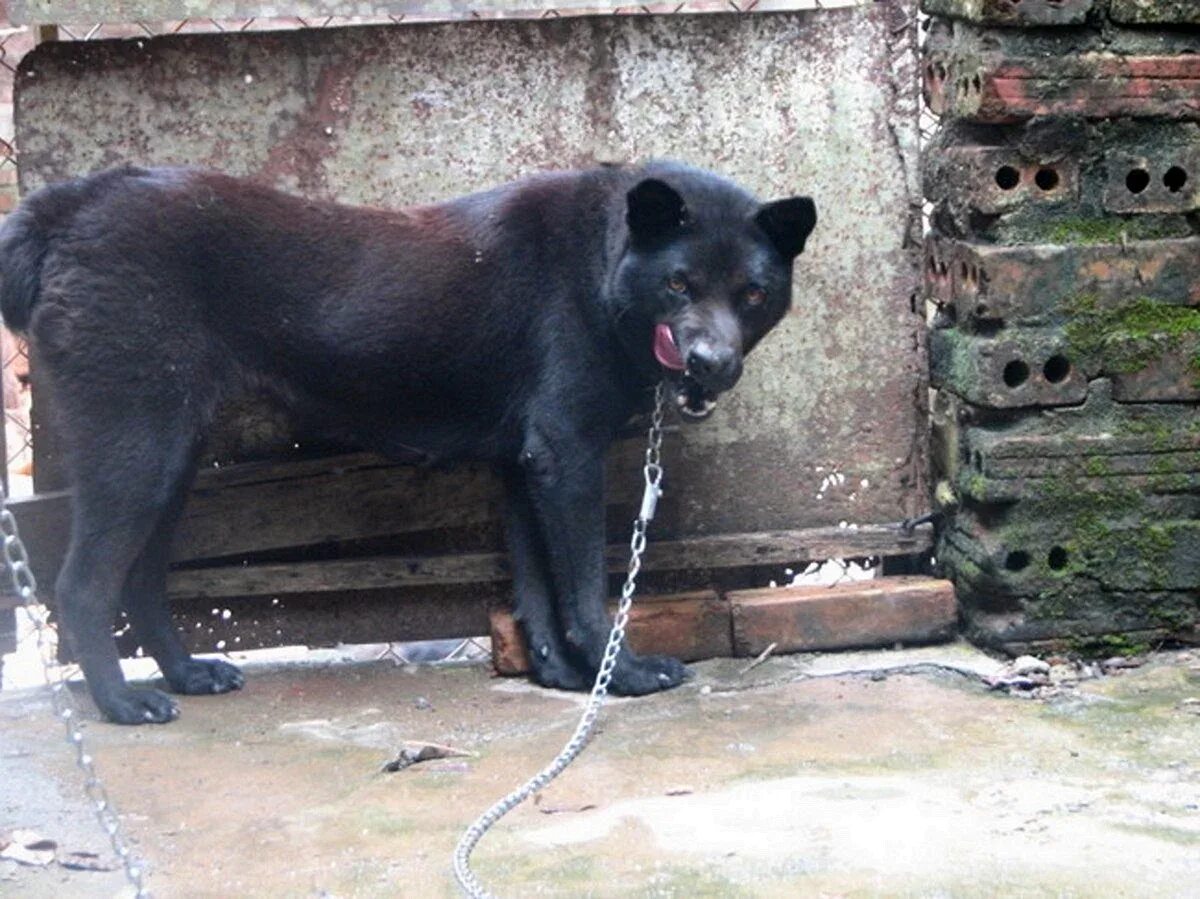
[520,433,689,695]
[500,465,590,690]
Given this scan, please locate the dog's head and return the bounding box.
[611,166,817,420]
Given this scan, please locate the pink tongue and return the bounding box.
[653,323,686,371]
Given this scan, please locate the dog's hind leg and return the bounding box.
[500,466,589,691]
[55,426,204,724]
[120,454,244,698]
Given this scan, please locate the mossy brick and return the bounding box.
[1108,337,1200,401]
[921,0,1092,26]
[931,302,1200,406]
[925,237,1200,330]
[942,526,1198,648]
[930,328,1088,409]
[944,384,1200,503]
[923,145,1079,215]
[938,55,1200,123]
[729,577,957,656]
[959,592,1196,649]
[1064,295,1200,402]
[1109,0,1200,24]
[957,433,1200,504]
[942,504,1199,595]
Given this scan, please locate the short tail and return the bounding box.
[0,202,50,333]
[0,167,140,333]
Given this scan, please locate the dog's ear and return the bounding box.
[626,179,687,244]
[754,196,818,260]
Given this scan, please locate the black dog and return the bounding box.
[0,162,815,724]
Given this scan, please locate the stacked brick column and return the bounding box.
[922,0,1200,653]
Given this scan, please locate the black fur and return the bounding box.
[0,162,815,724]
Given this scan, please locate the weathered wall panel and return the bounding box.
[8,0,871,26]
[15,10,925,539]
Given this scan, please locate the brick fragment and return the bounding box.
[491,590,731,676]
[730,577,957,656]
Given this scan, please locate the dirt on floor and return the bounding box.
[1,641,1198,898]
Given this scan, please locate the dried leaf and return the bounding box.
[59,851,117,872]
[382,740,474,773]
[537,802,598,815]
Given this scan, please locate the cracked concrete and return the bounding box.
[2,641,1198,897]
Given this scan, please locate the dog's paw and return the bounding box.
[163,658,245,696]
[608,652,691,696]
[100,688,180,725]
[528,646,591,692]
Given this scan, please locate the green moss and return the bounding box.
[1045,218,1132,245]
[1040,216,1188,246]
[1066,633,1152,658]
[1019,473,1177,610]
[1064,295,1200,376]
[1120,417,1177,452]
[961,472,990,500]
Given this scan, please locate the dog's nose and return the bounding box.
[686,343,742,392]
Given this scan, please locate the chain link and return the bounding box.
[453,382,667,898]
[1,491,149,897]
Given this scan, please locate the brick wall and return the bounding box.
[924,0,1200,653]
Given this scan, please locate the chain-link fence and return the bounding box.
[0,18,33,499]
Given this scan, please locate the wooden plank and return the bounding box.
[170,552,511,598]
[489,591,731,675]
[165,524,934,600]
[167,585,499,656]
[177,455,503,560]
[7,476,933,601]
[730,577,957,655]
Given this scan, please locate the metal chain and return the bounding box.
[0,485,149,897]
[453,382,667,898]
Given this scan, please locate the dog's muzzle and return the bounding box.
[685,340,742,394]
[652,323,738,421]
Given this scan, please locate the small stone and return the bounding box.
[1011,655,1050,676]
[1101,656,1145,672]
[699,685,712,695]
[414,697,433,711]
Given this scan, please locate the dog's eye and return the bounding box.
[667,276,688,294]
[745,286,767,307]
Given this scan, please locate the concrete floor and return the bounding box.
[2,642,1198,898]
